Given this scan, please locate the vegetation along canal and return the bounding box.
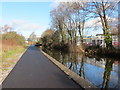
[42,48,119,88]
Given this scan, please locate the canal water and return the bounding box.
[42,48,119,88]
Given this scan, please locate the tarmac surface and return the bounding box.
[2,46,81,88]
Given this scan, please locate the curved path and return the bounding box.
[2,46,82,88]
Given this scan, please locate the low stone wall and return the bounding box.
[41,50,97,89]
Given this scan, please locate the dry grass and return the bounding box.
[0,40,25,83]
[1,39,17,52]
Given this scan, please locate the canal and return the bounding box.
[42,48,119,88]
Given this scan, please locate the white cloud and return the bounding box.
[108,17,118,25]
[49,1,59,8]
[19,23,41,31]
[85,17,102,28]
[84,16,118,35]
[11,19,28,27]
[4,19,41,32]
[85,16,118,28]
[1,19,42,38]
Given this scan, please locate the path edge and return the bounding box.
[1,47,29,86]
[40,50,97,89]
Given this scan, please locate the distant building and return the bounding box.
[97,34,119,49]
[79,35,105,47]
[78,34,119,48]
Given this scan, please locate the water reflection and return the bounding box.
[102,59,113,88]
[79,54,85,79]
[42,48,119,88]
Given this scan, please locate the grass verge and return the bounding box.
[0,46,26,84]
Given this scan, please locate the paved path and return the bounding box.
[2,46,81,88]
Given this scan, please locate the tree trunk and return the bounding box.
[118,2,120,49]
[98,2,113,48]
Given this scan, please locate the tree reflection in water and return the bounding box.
[68,53,78,72]
[79,54,85,79]
[42,48,119,88]
[102,59,114,88]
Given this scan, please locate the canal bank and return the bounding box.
[41,50,97,88]
[41,48,119,88]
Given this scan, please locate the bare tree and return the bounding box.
[50,7,66,43]
[82,0,118,48]
[0,25,12,33]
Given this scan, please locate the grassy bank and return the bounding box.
[2,46,25,62]
[1,46,25,71]
[0,46,25,83]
